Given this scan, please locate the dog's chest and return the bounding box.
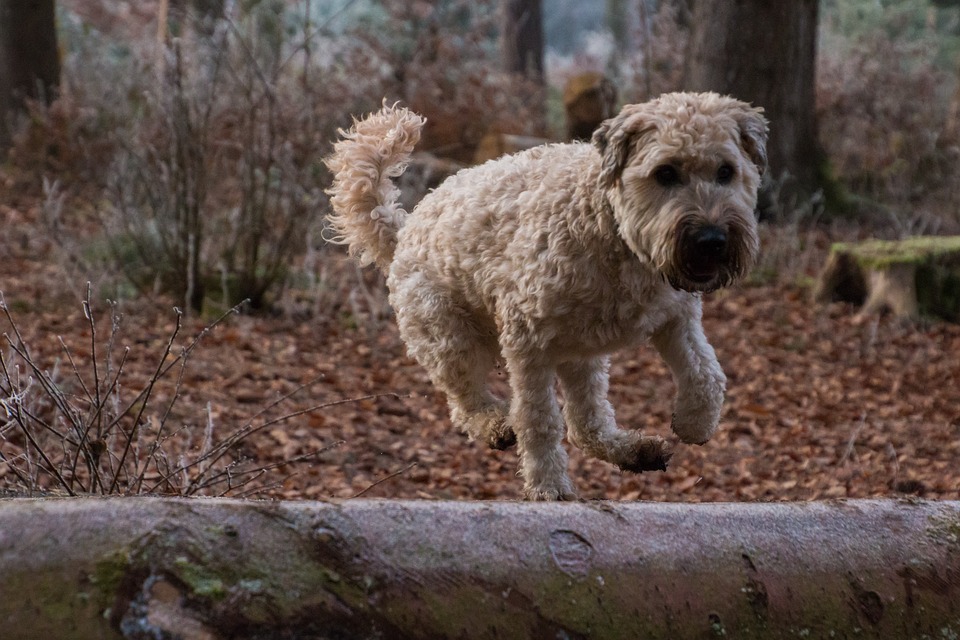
[543,269,685,356]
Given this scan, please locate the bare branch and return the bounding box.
[352,462,418,499]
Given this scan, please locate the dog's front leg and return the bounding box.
[651,311,726,445]
[558,357,672,472]
[504,353,576,501]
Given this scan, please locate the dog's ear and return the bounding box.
[592,107,650,189]
[592,116,628,189]
[732,106,769,176]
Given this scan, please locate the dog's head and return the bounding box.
[592,92,767,293]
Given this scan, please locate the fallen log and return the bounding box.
[814,236,960,322]
[1,498,958,639]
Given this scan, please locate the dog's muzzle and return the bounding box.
[680,224,728,285]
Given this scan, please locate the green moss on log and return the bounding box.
[172,556,227,600]
[91,550,132,600]
[829,236,960,269]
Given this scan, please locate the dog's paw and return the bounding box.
[523,485,578,501]
[485,426,517,450]
[523,474,577,501]
[670,410,719,445]
[477,412,515,450]
[617,435,673,473]
[460,405,516,450]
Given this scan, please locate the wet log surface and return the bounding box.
[1,498,959,639]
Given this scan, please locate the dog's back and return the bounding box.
[398,142,606,257]
[388,141,645,334]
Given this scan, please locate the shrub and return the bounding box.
[17,2,548,313]
[0,287,350,496]
[103,13,332,313]
[817,0,960,231]
[817,33,954,230]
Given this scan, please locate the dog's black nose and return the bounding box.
[693,226,727,256]
[683,225,729,284]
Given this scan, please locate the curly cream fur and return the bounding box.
[326,92,767,500]
[324,102,425,270]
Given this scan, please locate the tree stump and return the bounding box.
[814,236,960,322]
[472,132,550,164]
[562,71,617,141]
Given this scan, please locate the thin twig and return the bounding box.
[156,392,377,495]
[194,442,344,496]
[352,462,418,499]
[0,449,32,488]
[176,376,330,489]
[2,328,85,437]
[838,412,866,467]
[0,352,75,495]
[83,284,104,447]
[108,307,182,494]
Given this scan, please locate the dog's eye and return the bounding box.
[716,163,735,185]
[653,165,682,187]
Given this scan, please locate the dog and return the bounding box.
[325,92,767,500]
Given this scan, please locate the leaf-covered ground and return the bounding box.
[2,192,958,502]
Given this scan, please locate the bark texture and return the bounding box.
[685,0,819,193]
[500,0,544,81]
[0,0,60,150]
[1,498,959,639]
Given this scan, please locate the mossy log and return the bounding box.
[1,498,959,639]
[814,236,960,321]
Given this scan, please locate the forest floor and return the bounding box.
[1,175,958,503]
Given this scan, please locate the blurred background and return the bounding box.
[0,1,958,501]
[2,0,959,312]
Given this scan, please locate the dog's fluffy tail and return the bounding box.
[324,102,425,271]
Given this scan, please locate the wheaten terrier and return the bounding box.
[325,92,767,500]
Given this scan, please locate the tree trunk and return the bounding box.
[0,0,60,151]
[2,498,959,639]
[500,0,544,81]
[684,0,819,195]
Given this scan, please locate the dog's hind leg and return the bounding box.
[558,357,673,473]
[392,280,514,450]
[439,342,514,451]
[503,352,576,500]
